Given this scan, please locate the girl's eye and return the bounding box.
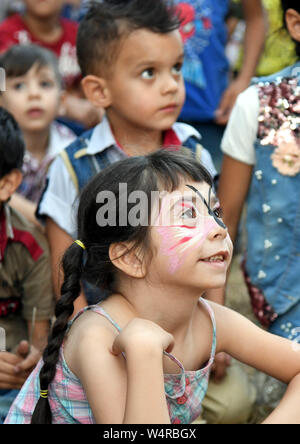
[181,206,197,219]
[172,63,183,75]
[213,207,223,219]
[141,68,155,80]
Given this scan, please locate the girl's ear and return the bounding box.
[109,242,147,279]
[285,8,300,42]
[81,75,112,109]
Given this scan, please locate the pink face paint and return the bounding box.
[156,218,217,274]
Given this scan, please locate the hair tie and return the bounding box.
[40,390,48,399]
[74,240,86,250]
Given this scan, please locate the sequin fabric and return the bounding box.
[257,77,300,176]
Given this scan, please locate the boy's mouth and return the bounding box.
[27,108,44,117]
[160,103,178,112]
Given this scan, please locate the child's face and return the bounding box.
[104,29,186,133]
[24,0,64,18]
[148,181,233,291]
[1,63,61,134]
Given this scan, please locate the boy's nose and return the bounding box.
[27,82,41,98]
[162,75,179,95]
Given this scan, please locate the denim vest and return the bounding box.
[60,130,208,305]
[245,62,300,339]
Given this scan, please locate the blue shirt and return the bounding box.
[175,0,230,122]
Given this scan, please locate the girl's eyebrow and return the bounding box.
[169,195,196,212]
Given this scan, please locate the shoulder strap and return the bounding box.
[68,304,122,334]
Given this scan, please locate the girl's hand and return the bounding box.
[111,318,175,357]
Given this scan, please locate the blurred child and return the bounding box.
[37,0,217,307]
[0,44,76,227]
[5,149,300,424]
[0,0,102,129]
[0,107,54,423]
[219,0,300,340]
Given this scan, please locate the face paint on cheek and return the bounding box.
[156,218,216,274]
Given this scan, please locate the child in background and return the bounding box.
[37,0,217,307]
[0,44,76,228]
[0,107,54,423]
[5,149,300,424]
[219,0,300,341]
[0,0,102,130]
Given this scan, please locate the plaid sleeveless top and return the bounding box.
[5,298,216,424]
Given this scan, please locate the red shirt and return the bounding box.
[0,14,80,88]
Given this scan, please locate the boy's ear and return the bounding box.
[0,169,23,202]
[81,75,112,109]
[109,242,147,279]
[285,8,300,41]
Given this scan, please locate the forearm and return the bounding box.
[262,373,300,424]
[10,193,44,232]
[239,0,266,82]
[123,347,170,424]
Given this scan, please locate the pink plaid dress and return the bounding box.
[5,298,216,424]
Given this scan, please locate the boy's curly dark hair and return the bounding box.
[76,0,181,77]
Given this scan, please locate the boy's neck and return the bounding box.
[108,113,165,156]
[23,129,50,163]
[23,12,63,44]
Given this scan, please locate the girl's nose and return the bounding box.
[207,218,228,241]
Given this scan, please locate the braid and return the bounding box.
[31,243,84,424]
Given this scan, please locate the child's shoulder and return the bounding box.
[64,307,120,369]
[0,13,23,31]
[6,205,50,256]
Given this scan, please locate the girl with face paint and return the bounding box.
[6,149,300,425]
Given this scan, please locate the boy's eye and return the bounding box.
[172,63,183,75]
[13,82,25,91]
[40,80,54,88]
[141,68,155,80]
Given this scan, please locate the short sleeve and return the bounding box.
[221,86,260,166]
[37,154,78,238]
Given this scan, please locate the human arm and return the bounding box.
[59,93,104,129]
[215,0,265,124]
[9,193,44,233]
[37,155,88,312]
[69,316,174,424]
[213,302,300,423]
